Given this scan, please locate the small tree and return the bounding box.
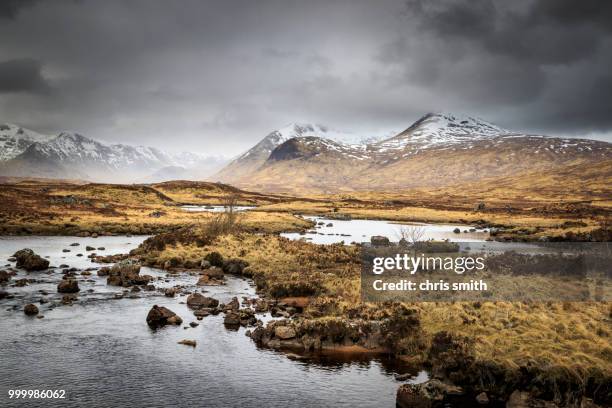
[396,225,426,245]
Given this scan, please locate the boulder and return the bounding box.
[370,236,390,247]
[204,252,224,267]
[85,246,95,251]
[106,261,151,286]
[24,303,39,315]
[146,305,182,328]
[223,311,241,326]
[224,296,239,311]
[186,293,219,309]
[61,294,77,304]
[57,278,80,293]
[396,379,463,408]
[97,267,111,276]
[274,325,296,340]
[13,249,49,271]
[453,228,461,234]
[201,266,224,279]
[222,259,248,274]
[0,270,10,283]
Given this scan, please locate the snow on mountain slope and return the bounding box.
[1,127,226,182]
[238,122,379,161]
[0,123,54,160]
[374,113,510,151]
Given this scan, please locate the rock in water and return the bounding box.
[222,259,249,274]
[24,303,39,316]
[0,270,11,283]
[146,305,183,328]
[224,296,239,311]
[274,325,296,340]
[475,392,489,405]
[223,311,241,326]
[178,339,196,347]
[13,249,49,271]
[186,293,219,309]
[57,279,80,293]
[396,379,464,408]
[370,236,390,247]
[106,261,151,286]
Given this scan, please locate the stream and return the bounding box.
[0,235,425,408]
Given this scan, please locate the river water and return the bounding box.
[181,205,256,212]
[281,215,489,244]
[0,236,425,408]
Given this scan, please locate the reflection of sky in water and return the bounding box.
[181,205,256,212]
[281,216,489,244]
[0,235,428,407]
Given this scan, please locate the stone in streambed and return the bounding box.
[106,261,151,286]
[57,278,80,293]
[186,293,219,309]
[274,325,296,340]
[146,305,182,328]
[24,303,39,316]
[0,270,11,283]
[370,236,390,247]
[13,249,49,271]
[396,379,464,408]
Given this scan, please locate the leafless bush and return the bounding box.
[395,225,427,244]
[204,193,242,237]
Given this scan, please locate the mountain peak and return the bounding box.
[0,123,54,161]
[375,112,510,151]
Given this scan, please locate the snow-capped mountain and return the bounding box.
[374,113,510,151]
[0,125,227,182]
[215,113,612,193]
[214,122,386,182]
[0,123,55,161]
[238,122,377,160]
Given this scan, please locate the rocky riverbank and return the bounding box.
[122,227,611,407]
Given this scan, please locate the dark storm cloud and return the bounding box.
[0,0,610,155]
[0,0,40,19]
[0,58,50,93]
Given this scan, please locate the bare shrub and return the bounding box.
[395,225,427,244]
[204,193,242,237]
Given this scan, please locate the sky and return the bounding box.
[1,0,611,155]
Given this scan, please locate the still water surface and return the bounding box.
[281,215,489,244]
[0,236,424,408]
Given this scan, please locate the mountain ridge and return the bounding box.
[215,113,611,194]
[0,125,227,182]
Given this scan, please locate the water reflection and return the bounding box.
[0,235,419,408]
[282,216,489,244]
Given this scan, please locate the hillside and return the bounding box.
[214,122,380,183]
[0,124,227,182]
[215,113,611,194]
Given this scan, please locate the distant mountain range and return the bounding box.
[214,113,612,194]
[0,123,227,182]
[2,114,610,193]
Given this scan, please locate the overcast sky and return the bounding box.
[1,0,611,155]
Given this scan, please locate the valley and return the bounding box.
[1,114,610,408]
